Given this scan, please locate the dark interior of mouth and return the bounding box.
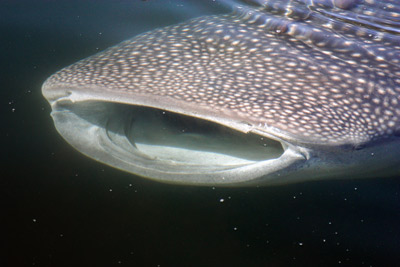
[64,101,285,167]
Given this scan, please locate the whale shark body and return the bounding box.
[42,0,400,186]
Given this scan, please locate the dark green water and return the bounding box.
[3,0,400,266]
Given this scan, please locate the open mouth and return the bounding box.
[51,100,292,185]
[65,101,284,166]
[109,104,284,166]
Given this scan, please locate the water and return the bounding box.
[3,0,400,265]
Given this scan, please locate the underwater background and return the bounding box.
[3,0,400,266]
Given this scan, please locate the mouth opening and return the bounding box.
[53,100,286,184]
[118,104,283,165]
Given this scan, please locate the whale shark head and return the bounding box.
[42,0,400,186]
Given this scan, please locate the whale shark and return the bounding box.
[42,0,400,186]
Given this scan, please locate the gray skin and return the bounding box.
[42,0,400,186]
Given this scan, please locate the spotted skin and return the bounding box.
[44,0,400,147]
